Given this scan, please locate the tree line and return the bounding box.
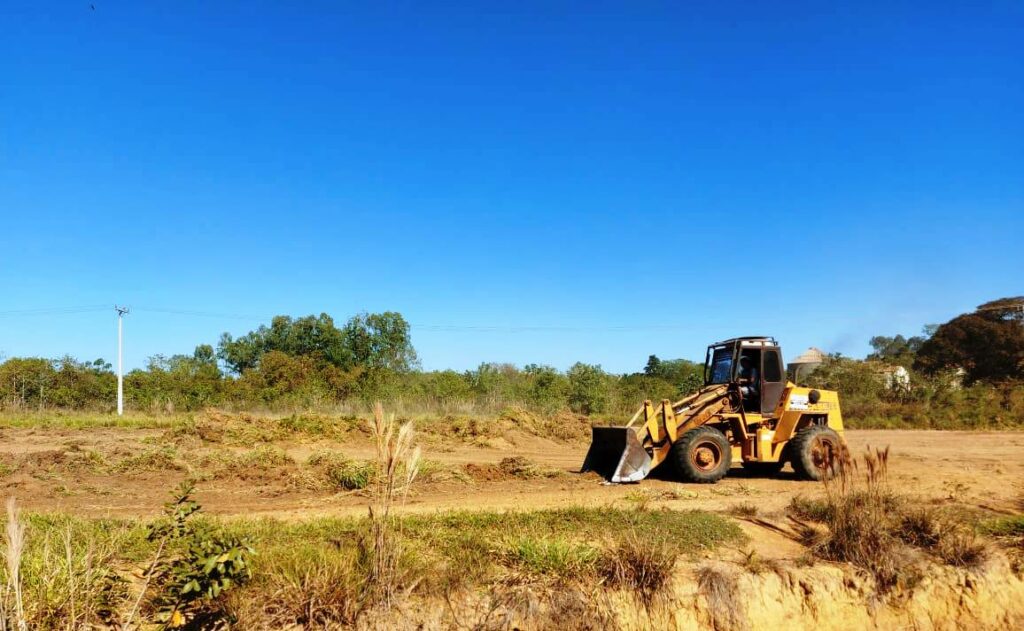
[804,297,1024,428]
[0,311,703,415]
[1,297,1021,424]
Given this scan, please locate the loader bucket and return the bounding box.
[581,427,653,483]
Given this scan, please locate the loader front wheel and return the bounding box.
[671,427,732,483]
[790,425,843,481]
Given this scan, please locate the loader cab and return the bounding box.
[704,337,786,415]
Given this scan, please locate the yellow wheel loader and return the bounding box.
[583,337,845,484]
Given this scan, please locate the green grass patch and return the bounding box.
[6,505,740,629]
[978,515,1024,538]
[504,537,599,575]
[0,411,184,430]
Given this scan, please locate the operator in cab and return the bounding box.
[737,354,760,406]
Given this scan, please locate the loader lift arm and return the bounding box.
[582,384,739,482]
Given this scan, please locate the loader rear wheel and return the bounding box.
[671,427,732,484]
[790,425,843,481]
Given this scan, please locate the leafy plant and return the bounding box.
[127,481,254,628]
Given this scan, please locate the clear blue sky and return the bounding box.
[1,1,1021,373]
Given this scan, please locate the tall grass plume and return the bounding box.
[363,401,421,609]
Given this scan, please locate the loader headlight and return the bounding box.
[808,389,821,404]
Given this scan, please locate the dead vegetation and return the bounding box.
[361,402,421,610]
[789,444,988,595]
[597,532,677,606]
[464,456,563,482]
[697,563,745,631]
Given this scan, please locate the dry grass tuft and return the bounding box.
[739,549,783,576]
[469,579,617,631]
[464,456,561,482]
[227,549,361,628]
[2,498,27,631]
[810,445,916,592]
[112,447,183,474]
[791,444,988,595]
[727,502,759,519]
[362,402,421,610]
[697,563,745,631]
[598,533,676,606]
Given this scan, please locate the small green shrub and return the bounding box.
[504,537,598,576]
[138,483,255,627]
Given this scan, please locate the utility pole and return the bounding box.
[115,305,129,415]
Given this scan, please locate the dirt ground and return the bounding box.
[3,426,1022,543]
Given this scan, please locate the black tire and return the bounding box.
[670,426,732,483]
[790,425,843,481]
[741,461,784,477]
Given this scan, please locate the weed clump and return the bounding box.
[464,456,562,481]
[112,447,183,474]
[237,445,294,468]
[306,451,374,491]
[504,537,598,576]
[790,445,988,595]
[499,456,558,479]
[624,489,654,511]
[727,502,759,519]
[597,534,676,606]
[226,547,360,627]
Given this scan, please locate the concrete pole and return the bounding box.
[116,306,128,415]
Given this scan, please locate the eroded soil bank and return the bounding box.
[361,556,1024,630]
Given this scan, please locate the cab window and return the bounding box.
[764,349,782,382]
[707,347,733,384]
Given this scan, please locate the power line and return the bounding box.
[133,307,271,321]
[0,304,695,332]
[413,324,695,332]
[0,305,109,318]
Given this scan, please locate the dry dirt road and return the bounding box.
[2,427,1022,533]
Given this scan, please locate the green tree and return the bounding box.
[50,357,115,408]
[567,362,609,415]
[523,364,569,412]
[914,297,1024,384]
[341,312,418,373]
[866,333,929,367]
[418,370,472,405]
[0,357,55,408]
[217,313,348,373]
[217,311,417,382]
[643,355,704,396]
[615,373,677,410]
